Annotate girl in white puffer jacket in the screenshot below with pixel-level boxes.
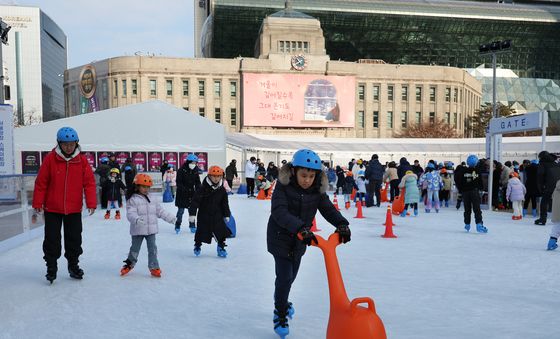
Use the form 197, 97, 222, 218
120, 173, 176, 278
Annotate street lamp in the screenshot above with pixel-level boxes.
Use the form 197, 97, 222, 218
478, 39, 512, 210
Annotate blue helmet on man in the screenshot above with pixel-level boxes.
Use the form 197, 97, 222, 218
56, 127, 79, 142
466, 154, 479, 168
292, 149, 322, 170
186, 153, 198, 162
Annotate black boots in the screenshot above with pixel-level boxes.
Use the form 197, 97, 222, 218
68, 264, 84, 280
45, 265, 57, 284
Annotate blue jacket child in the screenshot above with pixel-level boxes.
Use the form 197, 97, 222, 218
266, 149, 351, 337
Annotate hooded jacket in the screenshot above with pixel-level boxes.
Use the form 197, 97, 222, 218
537, 151, 560, 195
33, 146, 97, 214
267, 164, 349, 259
175, 162, 201, 208
506, 177, 526, 202
399, 173, 420, 204
126, 192, 175, 236
365, 159, 384, 181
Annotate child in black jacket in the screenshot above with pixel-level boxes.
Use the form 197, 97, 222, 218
188, 165, 231, 257
103, 168, 126, 220
458, 155, 487, 233
266, 149, 351, 338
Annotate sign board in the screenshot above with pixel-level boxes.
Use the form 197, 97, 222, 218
488, 111, 547, 135
0, 104, 14, 175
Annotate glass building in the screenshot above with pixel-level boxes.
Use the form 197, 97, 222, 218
197, 0, 560, 80
0, 5, 67, 123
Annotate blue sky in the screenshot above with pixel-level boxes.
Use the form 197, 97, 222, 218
1, 0, 195, 67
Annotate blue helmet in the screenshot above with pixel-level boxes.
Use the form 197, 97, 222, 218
186, 154, 198, 162
292, 149, 322, 170
426, 162, 435, 169
56, 127, 79, 142
531, 159, 539, 165
124, 165, 132, 171
100, 157, 109, 163
168, 164, 174, 169
467, 154, 479, 168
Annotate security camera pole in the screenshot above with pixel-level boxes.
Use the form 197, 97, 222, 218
478, 40, 512, 210
0, 17, 11, 105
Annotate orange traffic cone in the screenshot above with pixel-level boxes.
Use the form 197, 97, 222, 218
266, 180, 276, 200
391, 188, 405, 215
382, 205, 395, 227
333, 193, 340, 211
310, 217, 321, 232
256, 188, 266, 200
350, 188, 356, 201
354, 200, 365, 219
382, 206, 397, 238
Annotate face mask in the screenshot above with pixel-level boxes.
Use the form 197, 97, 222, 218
188, 163, 196, 170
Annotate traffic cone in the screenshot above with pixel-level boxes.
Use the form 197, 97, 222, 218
333, 193, 340, 211
382, 205, 397, 238
310, 217, 321, 232
256, 189, 266, 200
382, 205, 396, 227
354, 199, 365, 219
266, 180, 276, 200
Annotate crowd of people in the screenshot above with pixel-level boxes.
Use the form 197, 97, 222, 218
31, 126, 559, 337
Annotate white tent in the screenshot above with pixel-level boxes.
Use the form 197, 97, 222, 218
13, 100, 226, 174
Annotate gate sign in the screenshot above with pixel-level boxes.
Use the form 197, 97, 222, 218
488, 111, 547, 134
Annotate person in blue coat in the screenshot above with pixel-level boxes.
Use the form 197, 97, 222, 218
266, 149, 351, 337
398, 170, 420, 216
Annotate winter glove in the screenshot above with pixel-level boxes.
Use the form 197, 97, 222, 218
188, 215, 196, 223
136, 217, 146, 226
335, 225, 351, 244
224, 217, 230, 223
299, 227, 318, 246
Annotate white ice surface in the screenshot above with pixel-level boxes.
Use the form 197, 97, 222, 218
1, 194, 559, 339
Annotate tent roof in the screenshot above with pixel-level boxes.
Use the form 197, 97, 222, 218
226, 132, 560, 155
15, 100, 225, 152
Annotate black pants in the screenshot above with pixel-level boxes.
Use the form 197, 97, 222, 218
456, 193, 463, 209
539, 192, 553, 222
389, 179, 399, 202
273, 254, 302, 310
100, 185, 108, 209
404, 203, 418, 210
43, 212, 83, 267
463, 189, 483, 225
226, 179, 233, 189
523, 194, 537, 210
246, 178, 255, 196
440, 190, 450, 202
367, 179, 382, 206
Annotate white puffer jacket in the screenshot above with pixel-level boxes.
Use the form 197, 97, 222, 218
126, 193, 176, 236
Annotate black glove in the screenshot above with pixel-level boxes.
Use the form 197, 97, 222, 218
299, 227, 318, 246
336, 225, 351, 244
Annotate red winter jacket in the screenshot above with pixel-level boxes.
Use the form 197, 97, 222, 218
32, 147, 97, 214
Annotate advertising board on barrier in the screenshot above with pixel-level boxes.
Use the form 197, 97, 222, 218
242, 73, 356, 127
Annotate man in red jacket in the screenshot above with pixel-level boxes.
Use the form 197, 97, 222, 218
33, 127, 97, 284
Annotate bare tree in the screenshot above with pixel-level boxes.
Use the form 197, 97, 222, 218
395, 119, 459, 138
466, 103, 515, 137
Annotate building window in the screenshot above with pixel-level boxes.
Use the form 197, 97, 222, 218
122, 79, 127, 97
387, 111, 393, 128
182, 80, 189, 96
388, 85, 394, 101
401, 111, 407, 128
373, 86, 380, 101
358, 110, 364, 128
291, 41, 296, 51
198, 80, 205, 97
445, 112, 450, 124
358, 84, 365, 101
150, 79, 157, 96
303, 41, 309, 53
429, 86, 436, 102
453, 112, 458, 128
429, 112, 435, 124
459, 89, 462, 103
373, 111, 379, 128
279, 41, 284, 53
230, 108, 237, 126
131, 79, 137, 96
214, 108, 221, 123
199, 107, 205, 117
416, 111, 421, 124
166, 80, 173, 96
230, 81, 237, 97
113, 80, 118, 97
415, 86, 422, 102
401, 86, 408, 101
454, 88, 458, 103
445, 87, 451, 102
214, 80, 221, 97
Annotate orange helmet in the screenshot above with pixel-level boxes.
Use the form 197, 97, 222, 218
258, 175, 264, 180
346, 171, 353, 177
510, 171, 519, 178
133, 173, 153, 187
440, 168, 447, 174
208, 165, 224, 176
